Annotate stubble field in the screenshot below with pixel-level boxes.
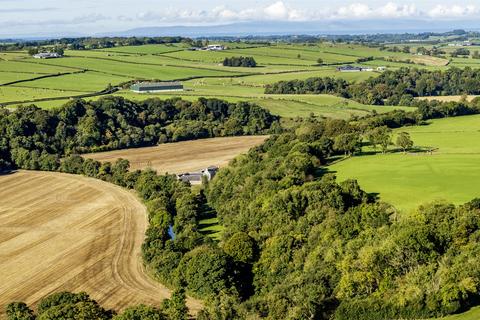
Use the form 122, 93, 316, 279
0, 171, 202, 315
83, 136, 268, 173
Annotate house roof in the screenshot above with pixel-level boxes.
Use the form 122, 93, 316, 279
132, 81, 182, 88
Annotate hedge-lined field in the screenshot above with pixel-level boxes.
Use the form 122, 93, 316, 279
1, 41, 445, 118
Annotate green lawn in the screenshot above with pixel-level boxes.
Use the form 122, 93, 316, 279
330, 115, 480, 212
198, 217, 223, 241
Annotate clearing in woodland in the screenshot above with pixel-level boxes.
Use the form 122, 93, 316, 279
0, 171, 202, 315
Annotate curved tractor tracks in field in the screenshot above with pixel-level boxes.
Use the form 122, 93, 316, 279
0, 170, 202, 315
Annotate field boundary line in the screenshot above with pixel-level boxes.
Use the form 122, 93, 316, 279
0, 86, 119, 107
67, 54, 251, 75
0, 70, 87, 87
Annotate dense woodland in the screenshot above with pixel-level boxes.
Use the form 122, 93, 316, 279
265, 67, 480, 106
0, 97, 278, 171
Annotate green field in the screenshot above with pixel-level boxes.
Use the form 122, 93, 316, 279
331, 115, 480, 212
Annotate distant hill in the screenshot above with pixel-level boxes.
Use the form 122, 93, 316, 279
99, 20, 480, 38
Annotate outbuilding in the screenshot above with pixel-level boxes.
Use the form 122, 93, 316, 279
33, 52, 62, 59
337, 65, 363, 72
177, 166, 219, 185
130, 82, 184, 93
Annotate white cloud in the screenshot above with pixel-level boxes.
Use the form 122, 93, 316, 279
427, 5, 479, 18
3, 1, 480, 36
129, 2, 480, 25
334, 2, 418, 19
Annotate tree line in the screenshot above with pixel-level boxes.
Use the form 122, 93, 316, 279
0, 96, 278, 171
265, 67, 480, 106
0, 36, 189, 52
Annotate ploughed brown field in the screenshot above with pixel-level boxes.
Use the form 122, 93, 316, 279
0, 171, 202, 315
83, 136, 269, 174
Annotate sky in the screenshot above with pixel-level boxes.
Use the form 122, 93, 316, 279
1, 0, 480, 37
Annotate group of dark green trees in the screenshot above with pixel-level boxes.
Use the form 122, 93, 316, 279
222, 56, 257, 68
0, 96, 278, 171
7, 290, 188, 320
265, 67, 480, 107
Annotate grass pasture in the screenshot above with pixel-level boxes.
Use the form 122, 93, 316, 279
99, 43, 188, 54
330, 115, 480, 212
17, 71, 131, 92
0, 86, 83, 104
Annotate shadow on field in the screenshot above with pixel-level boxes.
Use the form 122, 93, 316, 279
0, 169, 16, 176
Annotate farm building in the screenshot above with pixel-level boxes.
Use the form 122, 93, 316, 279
130, 82, 184, 93
204, 44, 226, 51
337, 65, 362, 72
177, 166, 219, 184
33, 52, 62, 59
337, 65, 373, 72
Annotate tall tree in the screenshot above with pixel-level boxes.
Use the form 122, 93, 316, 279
396, 132, 413, 153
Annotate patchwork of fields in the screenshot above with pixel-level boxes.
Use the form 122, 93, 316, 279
0, 41, 458, 118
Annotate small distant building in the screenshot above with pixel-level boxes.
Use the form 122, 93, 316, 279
377, 66, 387, 71
448, 41, 472, 47
337, 65, 362, 72
130, 82, 183, 93
337, 65, 372, 72
33, 52, 62, 59
204, 44, 226, 51
177, 166, 219, 185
